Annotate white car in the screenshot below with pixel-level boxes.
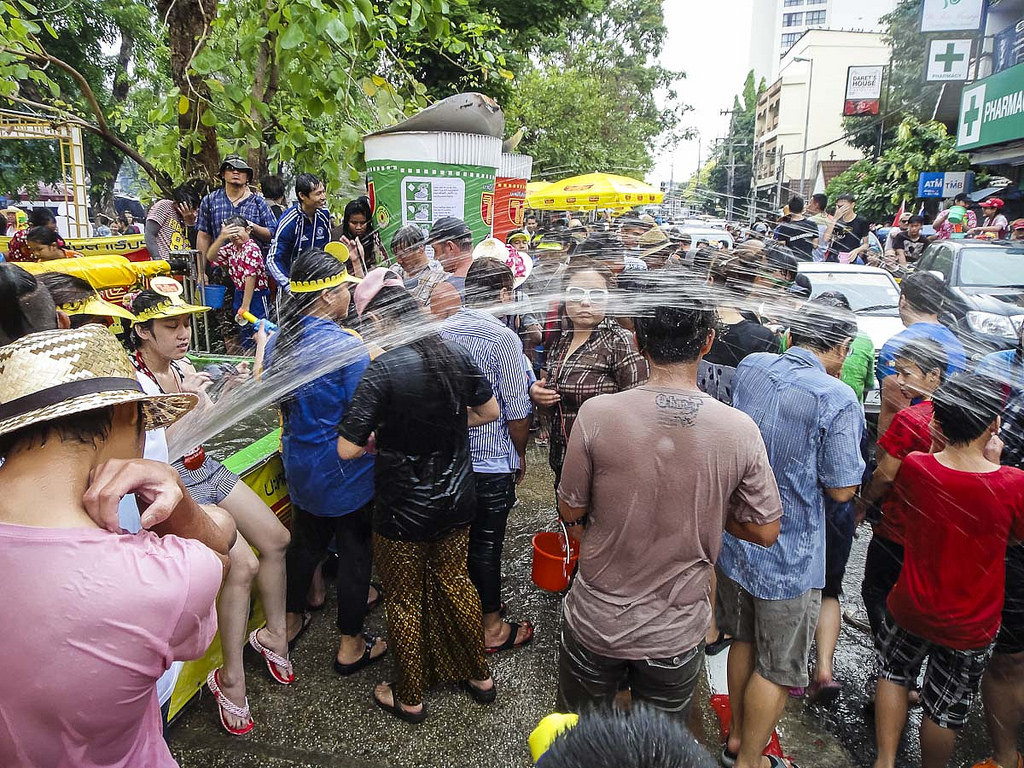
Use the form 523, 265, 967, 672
797, 262, 905, 416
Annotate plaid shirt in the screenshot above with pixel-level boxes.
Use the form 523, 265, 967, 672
217, 239, 269, 291
393, 259, 448, 306
545, 321, 649, 475
196, 188, 278, 254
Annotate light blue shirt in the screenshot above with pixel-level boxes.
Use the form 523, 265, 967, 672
719, 347, 865, 600
976, 348, 1024, 399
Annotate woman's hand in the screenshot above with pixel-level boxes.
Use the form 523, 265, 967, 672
530, 380, 560, 409
179, 371, 213, 396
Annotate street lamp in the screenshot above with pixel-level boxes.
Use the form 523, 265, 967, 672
792, 56, 814, 200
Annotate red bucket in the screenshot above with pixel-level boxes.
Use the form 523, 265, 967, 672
531, 526, 580, 592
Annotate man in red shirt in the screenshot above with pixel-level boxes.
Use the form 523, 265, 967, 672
859, 339, 946, 641
873, 374, 1024, 768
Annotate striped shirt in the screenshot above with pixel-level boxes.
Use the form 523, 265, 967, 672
266, 203, 332, 290
719, 347, 865, 600
196, 188, 278, 254
440, 307, 532, 473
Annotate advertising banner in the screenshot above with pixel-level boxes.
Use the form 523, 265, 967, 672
956, 62, 1024, 151
920, 0, 986, 33
843, 66, 884, 116
916, 171, 975, 198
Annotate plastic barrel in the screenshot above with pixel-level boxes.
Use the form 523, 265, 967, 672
200, 283, 227, 308
531, 529, 580, 592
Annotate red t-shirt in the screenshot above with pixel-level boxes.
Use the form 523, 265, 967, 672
887, 452, 1024, 649
876, 401, 935, 545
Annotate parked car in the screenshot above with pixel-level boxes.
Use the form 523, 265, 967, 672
798, 262, 905, 415
671, 227, 734, 266
913, 239, 1024, 360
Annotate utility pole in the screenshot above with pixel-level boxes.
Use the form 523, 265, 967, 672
720, 109, 737, 222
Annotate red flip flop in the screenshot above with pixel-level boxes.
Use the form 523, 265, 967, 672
206, 668, 254, 736
248, 628, 295, 684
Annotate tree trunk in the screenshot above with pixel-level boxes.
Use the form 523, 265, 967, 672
157, 0, 221, 183
86, 31, 136, 210
247, 2, 278, 180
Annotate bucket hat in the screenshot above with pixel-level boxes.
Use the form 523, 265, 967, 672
219, 154, 254, 181
0, 325, 197, 439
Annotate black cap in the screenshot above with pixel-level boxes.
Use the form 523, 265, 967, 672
428, 216, 472, 244
219, 154, 253, 179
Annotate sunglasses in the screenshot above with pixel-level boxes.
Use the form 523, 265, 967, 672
566, 287, 609, 303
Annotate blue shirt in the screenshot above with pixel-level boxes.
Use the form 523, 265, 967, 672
197, 188, 278, 254
876, 321, 965, 384
266, 203, 332, 290
440, 307, 532, 473
720, 347, 865, 600
976, 348, 1024, 399
264, 316, 374, 517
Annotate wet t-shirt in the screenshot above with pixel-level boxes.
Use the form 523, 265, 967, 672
337, 340, 493, 541
875, 401, 936, 545
774, 218, 818, 260
558, 386, 783, 658
697, 313, 778, 406
891, 232, 927, 263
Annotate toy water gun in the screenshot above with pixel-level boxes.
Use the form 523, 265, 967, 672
235, 310, 278, 333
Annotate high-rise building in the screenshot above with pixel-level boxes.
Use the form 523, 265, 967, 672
748, 0, 897, 82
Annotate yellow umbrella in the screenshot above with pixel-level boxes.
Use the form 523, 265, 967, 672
526, 172, 663, 211
525, 181, 552, 197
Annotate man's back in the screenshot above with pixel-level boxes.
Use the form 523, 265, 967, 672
558, 386, 781, 659
0, 526, 221, 768
774, 218, 817, 260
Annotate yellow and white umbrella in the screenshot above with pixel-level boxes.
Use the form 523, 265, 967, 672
525, 172, 663, 211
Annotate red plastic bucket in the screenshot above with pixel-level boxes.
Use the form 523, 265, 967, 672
531, 527, 580, 592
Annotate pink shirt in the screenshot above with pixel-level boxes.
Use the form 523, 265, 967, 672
0, 524, 221, 767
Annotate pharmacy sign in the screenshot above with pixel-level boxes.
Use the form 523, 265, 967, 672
956, 63, 1024, 151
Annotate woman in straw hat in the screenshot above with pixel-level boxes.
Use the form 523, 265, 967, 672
0, 325, 234, 768
262, 248, 388, 677
127, 277, 291, 736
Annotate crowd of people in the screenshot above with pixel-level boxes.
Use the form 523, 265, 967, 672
2, 159, 1024, 768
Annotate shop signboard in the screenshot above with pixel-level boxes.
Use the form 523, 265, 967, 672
917, 171, 975, 198
919, 0, 986, 33
925, 39, 972, 82
956, 62, 1024, 151
843, 66, 884, 116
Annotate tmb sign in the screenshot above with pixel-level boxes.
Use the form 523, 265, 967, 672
917, 172, 975, 198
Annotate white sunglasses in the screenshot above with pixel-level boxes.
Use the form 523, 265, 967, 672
566, 287, 609, 303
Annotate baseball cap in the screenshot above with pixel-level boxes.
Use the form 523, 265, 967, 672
428, 216, 472, 244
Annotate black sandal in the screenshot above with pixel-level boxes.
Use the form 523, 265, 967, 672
287, 612, 313, 652
334, 634, 387, 676
485, 620, 534, 654
459, 679, 497, 705
705, 631, 733, 657
367, 582, 384, 613
373, 682, 426, 724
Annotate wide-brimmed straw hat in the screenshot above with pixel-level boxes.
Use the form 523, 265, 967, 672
132, 277, 209, 324
638, 226, 673, 260
0, 325, 197, 439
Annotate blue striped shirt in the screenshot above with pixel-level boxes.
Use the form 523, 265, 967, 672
719, 347, 865, 600
266, 203, 332, 290
440, 307, 532, 473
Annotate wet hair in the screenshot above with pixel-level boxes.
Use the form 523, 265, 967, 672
172, 183, 200, 208
465, 258, 513, 306
789, 301, 857, 352
260, 174, 285, 201
573, 234, 621, 272
288, 248, 350, 311
342, 197, 376, 265
908, 215, 924, 225
391, 224, 426, 256
893, 338, 947, 383
900, 271, 945, 315
38, 273, 99, 329
223, 215, 249, 230
0, 406, 117, 457
0, 263, 58, 345
295, 173, 323, 199
563, 257, 614, 290
813, 290, 851, 310
787, 195, 805, 214
953, 193, 970, 205
811, 193, 828, 211
932, 373, 1002, 446
364, 284, 466, 415
634, 280, 718, 364
539, 705, 716, 768
25, 226, 60, 246
28, 207, 55, 228
765, 246, 798, 278
836, 193, 855, 204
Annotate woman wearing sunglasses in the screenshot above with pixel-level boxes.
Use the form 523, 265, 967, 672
533, 259, 649, 486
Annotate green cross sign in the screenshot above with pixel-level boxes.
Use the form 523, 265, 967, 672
935, 42, 966, 72
962, 100, 981, 134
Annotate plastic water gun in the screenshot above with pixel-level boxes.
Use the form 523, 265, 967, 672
529, 713, 579, 763
236, 310, 278, 333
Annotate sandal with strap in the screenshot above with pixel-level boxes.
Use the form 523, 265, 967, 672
206, 668, 254, 736
373, 682, 426, 724
334, 633, 388, 676
485, 619, 534, 655
248, 628, 295, 685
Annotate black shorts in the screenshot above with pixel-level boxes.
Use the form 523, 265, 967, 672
877, 612, 993, 729
824, 497, 857, 599
995, 544, 1024, 656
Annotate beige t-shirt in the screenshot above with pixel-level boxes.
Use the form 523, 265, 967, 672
558, 385, 782, 659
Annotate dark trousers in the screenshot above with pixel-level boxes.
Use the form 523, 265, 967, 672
861, 534, 905, 642
557, 623, 705, 719
467, 472, 516, 615
285, 502, 372, 636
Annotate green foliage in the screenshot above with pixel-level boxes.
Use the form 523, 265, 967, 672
504, 0, 688, 179
705, 70, 764, 219
825, 116, 975, 221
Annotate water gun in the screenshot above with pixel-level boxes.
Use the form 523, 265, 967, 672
236, 310, 277, 332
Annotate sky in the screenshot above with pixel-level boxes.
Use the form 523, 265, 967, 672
650, 0, 755, 186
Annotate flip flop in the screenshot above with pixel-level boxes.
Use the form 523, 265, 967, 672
373, 682, 426, 724
248, 628, 295, 684
459, 679, 497, 705
367, 582, 384, 613
721, 745, 738, 767
766, 756, 800, 768
206, 668, 254, 736
287, 612, 313, 652
807, 679, 841, 706
485, 619, 534, 655
334, 633, 388, 676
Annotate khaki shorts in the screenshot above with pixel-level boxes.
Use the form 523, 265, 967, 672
715, 568, 821, 688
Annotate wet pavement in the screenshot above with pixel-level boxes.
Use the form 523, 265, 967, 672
168, 441, 1010, 767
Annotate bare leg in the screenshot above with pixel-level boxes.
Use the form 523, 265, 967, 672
306, 555, 328, 608
216, 533, 259, 729
220, 482, 291, 676
734, 672, 788, 768
707, 569, 728, 645
813, 596, 841, 683
873, 678, 910, 768
920, 715, 957, 768
981, 651, 1024, 768
726, 640, 756, 756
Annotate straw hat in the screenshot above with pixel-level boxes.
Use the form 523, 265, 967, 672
132, 277, 209, 324
0, 325, 197, 439
638, 226, 673, 260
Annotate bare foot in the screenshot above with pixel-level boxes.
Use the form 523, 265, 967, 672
373, 682, 423, 715
484, 620, 532, 649
215, 668, 250, 731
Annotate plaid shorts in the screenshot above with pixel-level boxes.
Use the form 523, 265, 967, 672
877, 612, 993, 729
172, 456, 239, 506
